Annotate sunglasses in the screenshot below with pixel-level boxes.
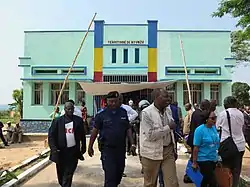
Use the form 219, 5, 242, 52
209, 116, 217, 121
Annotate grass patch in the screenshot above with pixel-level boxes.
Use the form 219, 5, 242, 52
0, 152, 49, 186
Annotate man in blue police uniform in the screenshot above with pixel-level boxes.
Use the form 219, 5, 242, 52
88, 91, 136, 187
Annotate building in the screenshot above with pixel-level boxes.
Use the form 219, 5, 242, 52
19, 20, 235, 132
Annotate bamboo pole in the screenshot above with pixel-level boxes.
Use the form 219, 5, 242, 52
52, 12, 97, 119
179, 35, 192, 106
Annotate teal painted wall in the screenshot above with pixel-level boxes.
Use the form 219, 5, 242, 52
103, 25, 148, 44
22, 81, 93, 120
19, 23, 236, 119
20, 31, 95, 119
157, 31, 232, 80
103, 25, 148, 75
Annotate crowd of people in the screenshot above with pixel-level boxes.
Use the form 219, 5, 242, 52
47, 88, 249, 187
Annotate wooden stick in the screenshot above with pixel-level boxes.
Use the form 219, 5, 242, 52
179, 35, 192, 106
52, 12, 97, 119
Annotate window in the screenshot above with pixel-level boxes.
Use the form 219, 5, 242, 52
112, 49, 116, 63
166, 83, 177, 103
103, 75, 147, 83
50, 83, 69, 105
183, 83, 202, 105
210, 84, 220, 105
165, 67, 190, 74
33, 83, 43, 105
75, 83, 85, 105
194, 68, 220, 74
123, 49, 128, 63
34, 69, 57, 74
135, 48, 140, 63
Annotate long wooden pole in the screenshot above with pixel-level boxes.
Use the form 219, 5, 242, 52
179, 35, 192, 106
52, 13, 97, 119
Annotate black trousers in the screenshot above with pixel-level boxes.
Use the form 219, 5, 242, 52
197, 161, 217, 187
126, 131, 137, 153
101, 147, 126, 187
0, 129, 7, 145
56, 147, 78, 187
222, 151, 244, 187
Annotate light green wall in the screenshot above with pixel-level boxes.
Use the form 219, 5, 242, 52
23, 81, 93, 119
20, 27, 235, 120
20, 31, 95, 119
20, 31, 94, 80
103, 25, 148, 44
157, 31, 233, 80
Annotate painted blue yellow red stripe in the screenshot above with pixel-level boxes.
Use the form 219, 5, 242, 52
147, 20, 158, 82
94, 20, 104, 82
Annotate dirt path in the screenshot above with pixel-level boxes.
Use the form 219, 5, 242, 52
22, 143, 194, 187
242, 148, 250, 176
0, 141, 45, 170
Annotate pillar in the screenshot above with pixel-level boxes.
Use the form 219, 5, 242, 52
147, 20, 158, 82
93, 20, 104, 82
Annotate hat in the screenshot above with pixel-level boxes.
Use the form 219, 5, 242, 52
128, 100, 134, 105
138, 100, 150, 109
106, 91, 119, 99
7, 121, 11, 124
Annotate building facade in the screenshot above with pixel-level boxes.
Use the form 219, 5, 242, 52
19, 20, 235, 132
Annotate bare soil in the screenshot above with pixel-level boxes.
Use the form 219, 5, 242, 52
242, 148, 250, 176
0, 141, 45, 170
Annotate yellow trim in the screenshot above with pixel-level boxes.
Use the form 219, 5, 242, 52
148, 48, 157, 72
94, 48, 103, 72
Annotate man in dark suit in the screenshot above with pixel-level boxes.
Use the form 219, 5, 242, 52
48, 101, 86, 187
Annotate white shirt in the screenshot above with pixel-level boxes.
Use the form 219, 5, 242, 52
216, 108, 246, 152
121, 104, 138, 122
65, 121, 76, 148
61, 107, 82, 118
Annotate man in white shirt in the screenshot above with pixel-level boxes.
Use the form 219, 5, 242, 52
216, 96, 245, 187
61, 99, 82, 118
140, 88, 179, 187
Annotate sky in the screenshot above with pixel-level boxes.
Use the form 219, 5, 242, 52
0, 0, 249, 104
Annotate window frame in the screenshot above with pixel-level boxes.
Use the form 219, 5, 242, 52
75, 83, 85, 105
112, 49, 116, 63
166, 83, 177, 103
135, 48, 140, 63
32, 82, 43, 105
50, 83, 69, 105
183, 83, 202, 105
123, 49, 128, 64
210, 83, 221, 105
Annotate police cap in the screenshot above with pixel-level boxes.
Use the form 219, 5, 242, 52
106, 91, 119, 99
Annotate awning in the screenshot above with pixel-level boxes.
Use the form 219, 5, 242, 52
79, 80, 176, 95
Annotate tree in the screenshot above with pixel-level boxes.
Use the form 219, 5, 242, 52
8, 89, 23, 118
231, 31, 250, 61
212, 0, 250, 62
232, 82, 250, 106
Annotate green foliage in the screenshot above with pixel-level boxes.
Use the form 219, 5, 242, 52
8, 89, 23, 118
212, 0, 250, 62
231, 31, 250, 61
0, 170, 18, 186
232, 82, 250, 106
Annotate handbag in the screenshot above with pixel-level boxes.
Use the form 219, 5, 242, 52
218, 110, 239, 159
215, 163, 232, 187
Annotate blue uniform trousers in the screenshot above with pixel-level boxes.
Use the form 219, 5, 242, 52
101, 146, 126, 187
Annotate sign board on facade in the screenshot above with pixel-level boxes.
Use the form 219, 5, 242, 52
107, 40, 145, 44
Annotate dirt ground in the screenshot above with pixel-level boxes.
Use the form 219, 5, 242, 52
242, 148, 250, 176
0, 141, 45, 170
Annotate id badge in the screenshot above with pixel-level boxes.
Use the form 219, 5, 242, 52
210, 144, 215, 147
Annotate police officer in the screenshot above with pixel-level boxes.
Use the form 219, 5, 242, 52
88, 91, 136, 187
